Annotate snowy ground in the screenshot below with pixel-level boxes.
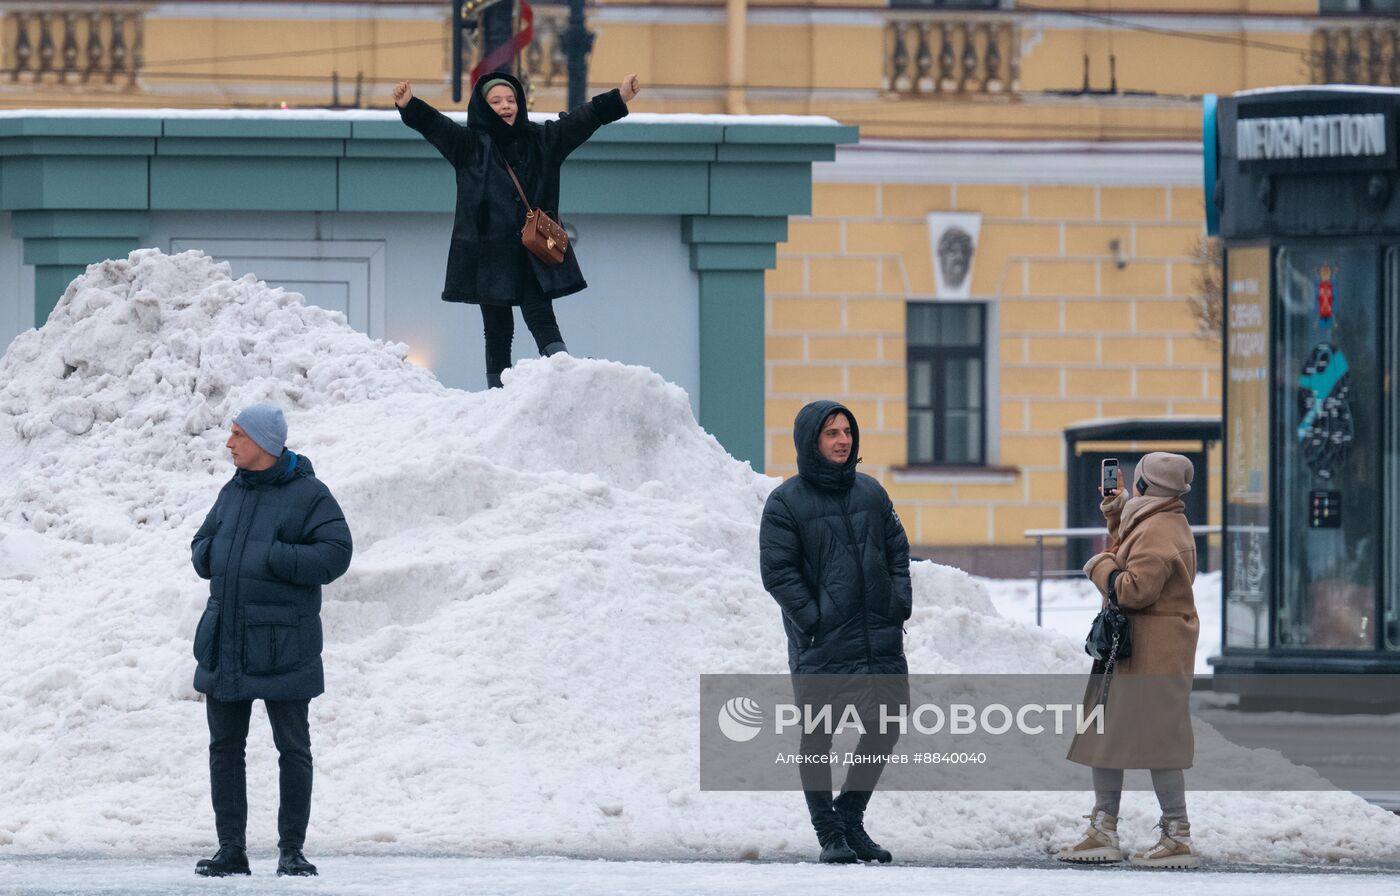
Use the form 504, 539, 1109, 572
2, 251, 1398, 881
983, 572, 1223, 675
2, 856, 1399, 896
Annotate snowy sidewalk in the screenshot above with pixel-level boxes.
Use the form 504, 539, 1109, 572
3, 857, 1399, 896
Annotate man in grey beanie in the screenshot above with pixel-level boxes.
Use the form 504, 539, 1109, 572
190, 405, 352, 878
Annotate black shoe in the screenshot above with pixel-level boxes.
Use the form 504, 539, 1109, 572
841, 820, 893, 863
276, 848, 318, 877
818, 833, 860, 864
195, 845, 250, 877
542, 341, 568, 357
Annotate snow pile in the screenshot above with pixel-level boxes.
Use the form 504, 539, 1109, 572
1, 250, 1397, 865
0, 250, 441, 542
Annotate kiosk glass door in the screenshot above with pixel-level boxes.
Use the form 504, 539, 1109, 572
1274, 245, 1382, 651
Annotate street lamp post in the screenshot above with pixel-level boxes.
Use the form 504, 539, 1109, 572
559, 0, 594, 110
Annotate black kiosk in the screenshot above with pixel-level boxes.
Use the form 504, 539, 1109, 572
1210, 87, 1400, 703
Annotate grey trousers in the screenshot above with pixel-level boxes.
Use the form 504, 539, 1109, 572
1091, 767, 1187, 822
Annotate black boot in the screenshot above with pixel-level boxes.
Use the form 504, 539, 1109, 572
818, 831, 860, 864
486, 372, 504, 389
277, 848, 318, 877
542, 341, 568, 357
835, 792, 893, 863
195, 845, 250, 877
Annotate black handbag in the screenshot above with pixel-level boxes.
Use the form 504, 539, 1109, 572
1085, 572, 1132, 663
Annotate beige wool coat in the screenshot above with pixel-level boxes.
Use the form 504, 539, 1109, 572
1066, 491, 1199, 770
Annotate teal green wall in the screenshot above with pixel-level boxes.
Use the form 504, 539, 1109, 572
0, 113, 856, 470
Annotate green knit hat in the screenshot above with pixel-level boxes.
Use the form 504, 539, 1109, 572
479, 77, 514, 98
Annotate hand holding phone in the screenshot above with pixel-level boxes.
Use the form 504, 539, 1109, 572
1101, 458, 1119, 497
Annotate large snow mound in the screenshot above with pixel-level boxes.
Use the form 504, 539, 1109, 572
1, 250, 1397, 864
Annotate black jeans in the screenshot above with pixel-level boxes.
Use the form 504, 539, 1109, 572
481, 300, 564, 382
206, 696, 313, 850
796, 696, 901, 841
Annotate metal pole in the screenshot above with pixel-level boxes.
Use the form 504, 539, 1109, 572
560, 0, 594, 109
1035, 536, 1044, 627
482, 0, 514, 76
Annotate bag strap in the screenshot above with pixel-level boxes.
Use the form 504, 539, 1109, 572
495, 148, 534, 212
1106, 568, 1122, 606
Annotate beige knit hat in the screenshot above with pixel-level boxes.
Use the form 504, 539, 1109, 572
1135, 451, 1194, 497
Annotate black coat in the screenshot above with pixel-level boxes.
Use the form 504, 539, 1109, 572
191, 451, 353, 702
759, 401, 913, 676
398, 73, 629, 306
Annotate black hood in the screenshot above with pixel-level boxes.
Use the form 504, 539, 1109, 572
467, 71, 530, 144
793, 400, 859, 492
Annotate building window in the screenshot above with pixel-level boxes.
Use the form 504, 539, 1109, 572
906, 302, 986, 466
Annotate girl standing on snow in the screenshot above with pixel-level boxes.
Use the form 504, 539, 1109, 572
394, 71, 640, 388
1056, 452, 1201, 869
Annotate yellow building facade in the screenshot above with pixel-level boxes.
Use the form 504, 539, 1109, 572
0, 0, 1389, 569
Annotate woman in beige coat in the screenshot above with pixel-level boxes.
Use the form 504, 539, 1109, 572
1056, 452, 1201, 869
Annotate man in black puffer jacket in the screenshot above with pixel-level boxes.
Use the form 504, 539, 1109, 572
190, 404, 352, 879
760, 400, 912, 865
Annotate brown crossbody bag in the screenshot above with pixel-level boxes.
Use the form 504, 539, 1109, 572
498, 152, 568, 266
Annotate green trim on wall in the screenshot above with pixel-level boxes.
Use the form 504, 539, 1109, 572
697, 269, 766, 469
150, 157, 338, 210
1, 157, 148, 210
709, 162, 812, 216
689, 242, 776, 271
161, 118, 352, 139
0, 111, 858, 468
0, 117, 161, 138
338, 159, 456, 213
561, 161, 710, 214
33, 264, 86, 323
23, 237, 140, 266
0, 137, 156, 157
10, 210, 148, 238
156, 137, 347, 158
682, 215, 788, 244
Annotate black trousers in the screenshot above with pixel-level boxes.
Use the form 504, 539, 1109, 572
481, 300, 564, 381
796, 699, 901, 841
206, 696, 313, 850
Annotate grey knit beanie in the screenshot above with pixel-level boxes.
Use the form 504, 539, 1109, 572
233, 404, 287, 457
1135, 451, 1194, 497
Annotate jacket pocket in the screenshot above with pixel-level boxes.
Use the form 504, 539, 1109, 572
193, 601, 220, 669
243, 604, 300, 676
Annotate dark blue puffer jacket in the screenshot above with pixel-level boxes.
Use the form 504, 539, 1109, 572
759, 401, 912, 675
191, 450, 352, 701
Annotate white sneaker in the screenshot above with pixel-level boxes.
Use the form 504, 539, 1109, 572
1129, 817, 1201, 869
1055, 809, 1124, 864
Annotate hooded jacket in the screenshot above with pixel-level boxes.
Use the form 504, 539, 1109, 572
397, 72, 629, 306
191, 450, 353, 702
759, 401, 913, 675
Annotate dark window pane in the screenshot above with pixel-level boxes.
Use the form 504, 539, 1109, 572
936, 304, 983, 347
908, 410, 935, 464
907, 303, 938, 347
945, 358, 983, 410
909, 359, 934, 408
945, 411, 981, 464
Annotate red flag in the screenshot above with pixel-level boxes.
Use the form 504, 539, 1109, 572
471, 1, 535, 89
